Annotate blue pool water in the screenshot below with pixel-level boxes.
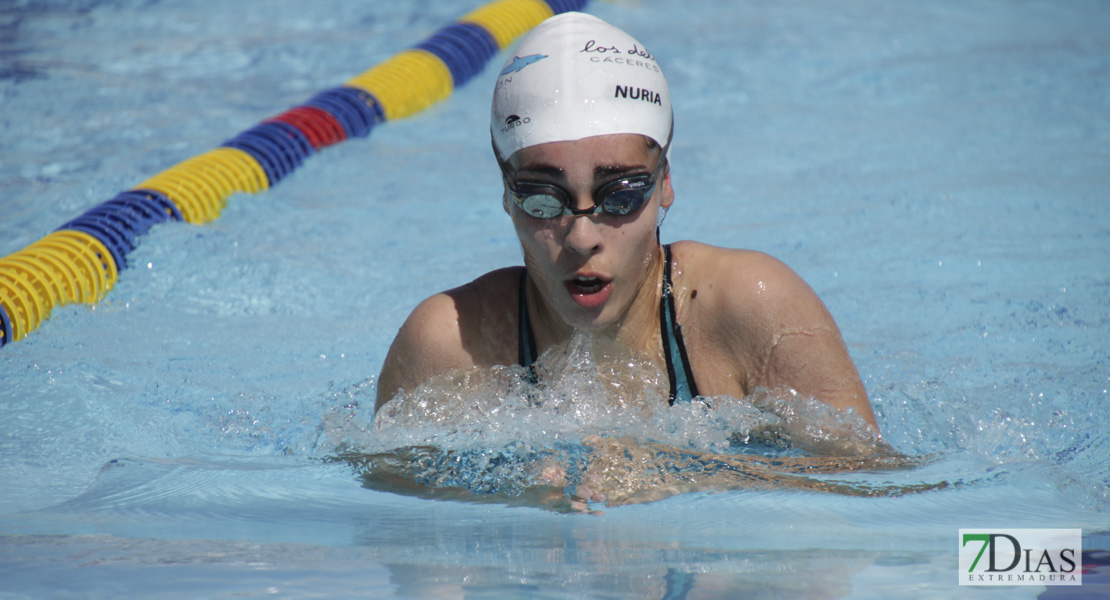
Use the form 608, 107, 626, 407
2, 0, 1109, 597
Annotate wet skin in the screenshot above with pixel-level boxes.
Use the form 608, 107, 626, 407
375, 133, 878, 435
505, 134, 673, 355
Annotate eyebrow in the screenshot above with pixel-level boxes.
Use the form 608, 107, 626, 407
513, 163, 564, 179
513, 162, 649, 181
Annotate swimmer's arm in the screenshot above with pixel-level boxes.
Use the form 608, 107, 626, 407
375, 293, 474, 412
564, 437, 917, 509
725, 252, 879, 431
376, 268, 520, 412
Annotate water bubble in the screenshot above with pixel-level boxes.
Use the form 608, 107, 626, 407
339, 333, 889, 503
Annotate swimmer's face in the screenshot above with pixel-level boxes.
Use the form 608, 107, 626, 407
504, 134, 674, 330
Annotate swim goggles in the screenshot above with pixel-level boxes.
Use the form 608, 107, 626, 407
502, 148, 668, 219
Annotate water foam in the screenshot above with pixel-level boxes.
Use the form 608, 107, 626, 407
320, 332, 906, 507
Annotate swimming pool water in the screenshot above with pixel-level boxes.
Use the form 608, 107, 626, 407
2, 0, 1109, 598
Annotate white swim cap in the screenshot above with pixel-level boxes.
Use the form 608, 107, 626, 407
490, 12, 672, 161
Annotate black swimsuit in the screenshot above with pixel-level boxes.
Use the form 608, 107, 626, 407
517, 244, 700, 404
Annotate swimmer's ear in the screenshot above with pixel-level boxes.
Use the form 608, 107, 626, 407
659, 160, 674, 210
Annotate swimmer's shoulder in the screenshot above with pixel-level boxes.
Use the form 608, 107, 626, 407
393, 266, 522, 363
376, 268, 522, 410
669, 241, 810, 304
669, 241, 872, 425
445, 267, 524, 343
668, 240, 833, 344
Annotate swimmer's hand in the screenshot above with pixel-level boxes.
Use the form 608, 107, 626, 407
543, 436, 928, 512
574, 436, 705, 510
528, 436, 697, 513
340, 437, 932, 515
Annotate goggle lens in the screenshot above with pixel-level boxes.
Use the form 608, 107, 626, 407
507, 172, 658, 219
517, 189, 567, 218
599, 181, 651, 216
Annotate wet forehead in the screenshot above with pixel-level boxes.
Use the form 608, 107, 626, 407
506, 134, 658, 181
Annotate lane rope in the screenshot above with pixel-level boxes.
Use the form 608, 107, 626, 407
0, 0, 589, 347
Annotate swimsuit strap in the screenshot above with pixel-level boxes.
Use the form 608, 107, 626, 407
660, 244, 700, 404
518, 268, 539, 384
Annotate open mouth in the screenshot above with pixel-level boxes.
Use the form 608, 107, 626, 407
570, 276, 606, 294
565, 275, 612, 309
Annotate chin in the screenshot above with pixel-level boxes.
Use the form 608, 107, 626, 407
559, 303, 617, 332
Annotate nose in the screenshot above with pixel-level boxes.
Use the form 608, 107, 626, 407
562, 211, 603, 256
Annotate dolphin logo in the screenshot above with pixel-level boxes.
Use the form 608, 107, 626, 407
500, 54, 548, 76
